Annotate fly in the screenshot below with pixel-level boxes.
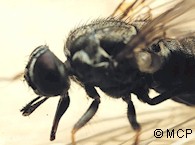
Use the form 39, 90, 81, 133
2, 0, 195, 144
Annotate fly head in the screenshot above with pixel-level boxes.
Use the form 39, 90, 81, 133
24, 45, 70, 97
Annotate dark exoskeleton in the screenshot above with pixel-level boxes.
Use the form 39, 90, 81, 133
21, 16, 195, 144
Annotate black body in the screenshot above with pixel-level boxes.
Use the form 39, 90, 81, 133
66, 19, 195, 106
21, 18, 195, 143
148, 38, 195, 105
66, 20, 145, 98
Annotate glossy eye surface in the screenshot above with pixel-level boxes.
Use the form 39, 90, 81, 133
25, 45, 70, 96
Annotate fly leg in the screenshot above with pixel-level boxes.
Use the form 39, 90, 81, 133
137, 86, 185, 105
122, 95, 141, 145
50, 93, 70, 141
71, 86, 100, 145
20, 96, 48, 116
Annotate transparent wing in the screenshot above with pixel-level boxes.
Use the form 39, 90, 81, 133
112, 0, 195, 60
111, 0, 186, 23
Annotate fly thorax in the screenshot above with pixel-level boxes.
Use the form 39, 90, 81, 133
72, 34, 111, 68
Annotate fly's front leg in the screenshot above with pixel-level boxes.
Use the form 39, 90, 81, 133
20, 96, 48, 116
71, 85, 100, 145
122, 95, 141, 145
50, 93, 70, 141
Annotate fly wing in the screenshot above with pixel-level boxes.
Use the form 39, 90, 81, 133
113, 0, 195, 62
111, 0, 183, 24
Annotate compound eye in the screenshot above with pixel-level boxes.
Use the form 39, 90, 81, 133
25, 45, 70, 96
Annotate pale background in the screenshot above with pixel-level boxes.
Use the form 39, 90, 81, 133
0, 0, 195, 145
